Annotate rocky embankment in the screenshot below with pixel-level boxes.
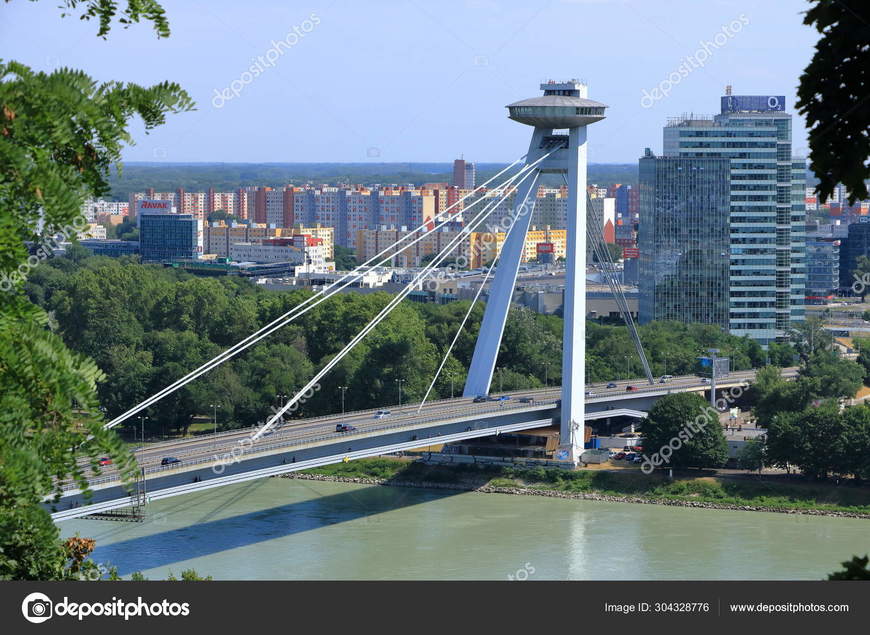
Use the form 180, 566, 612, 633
277, 472, 870, 520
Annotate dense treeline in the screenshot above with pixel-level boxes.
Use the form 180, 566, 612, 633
26, 247, 781, 438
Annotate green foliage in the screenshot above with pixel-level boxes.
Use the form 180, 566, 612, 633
751, 353, 863, 427
766, 402, 870, 480
31, 0, 172, 38
736, 438, 765, 472
641, 393, 729, 470
166, 569, 212, 581
333, 245, 357, 271
797, 0, 870, 203
788, 316, 833, 356
0, 1, 191, 580
828, 555, 870, 580
0, 60, 193, 289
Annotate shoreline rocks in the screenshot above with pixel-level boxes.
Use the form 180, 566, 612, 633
276, 472, 870, 520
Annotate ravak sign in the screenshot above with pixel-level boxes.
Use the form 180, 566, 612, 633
721, 95, 785, 113
137, 200, 171, 209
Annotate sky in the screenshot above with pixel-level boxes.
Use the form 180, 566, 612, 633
1, 0, 819, 164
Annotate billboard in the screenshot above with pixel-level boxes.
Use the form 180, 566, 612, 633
536, 242, 555, 254
623, 247, 639, 259
136, 199, 173, 216
721, 95, 785, 113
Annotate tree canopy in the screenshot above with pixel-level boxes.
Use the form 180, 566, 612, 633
797, 0, 870, 203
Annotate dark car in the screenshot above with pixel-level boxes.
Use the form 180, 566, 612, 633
161, 457, 181, 466
614, 452, 626, 460
519, 397, 534, 403
336, 423, 357, 432
607, 382, 617, 388
626, 385, 638, 392
473, 395, 488, 403
98, 457, 112, 466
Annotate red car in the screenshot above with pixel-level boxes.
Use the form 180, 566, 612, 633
614, 452, 626, 460
625, 385, 638, 392
98, 457, 112, 466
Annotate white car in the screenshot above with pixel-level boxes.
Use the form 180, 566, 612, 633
374, 409, 392, 419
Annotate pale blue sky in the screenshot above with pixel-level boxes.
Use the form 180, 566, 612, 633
1, 0, 818, 163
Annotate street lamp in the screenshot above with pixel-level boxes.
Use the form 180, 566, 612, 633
445, 373, 455, 399
497, 367, 504, 393
394, 378, 405, 406
543, 361, 550, 387
339, 386, 348, 416
137, 415, 148, 446
624, 355, 630, 379
209, 403, 221, 447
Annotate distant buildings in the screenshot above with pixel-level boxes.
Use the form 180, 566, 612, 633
641, 92, 807, 345
452, 158, 475, 189
204, 222, 334, 260
839, 218, 870, 290
805, 233, 840, 302
138, 210, 203, 263
355, 225, 566, 269
638, 152, 731, 328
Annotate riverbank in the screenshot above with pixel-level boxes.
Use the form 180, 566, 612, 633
280, 458, 870, 519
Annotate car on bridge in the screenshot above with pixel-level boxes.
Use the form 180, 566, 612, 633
373, 410, 391, 419
473, 395, 488, 403
160, 457, 181, 466
496, 395, 512, 401
336, 423, 358, 432
519, 397, 534, 403
625, 385, 638, 392
659, 375, 673, 383
606, 382, 617, 388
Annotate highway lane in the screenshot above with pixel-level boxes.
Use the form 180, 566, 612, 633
71, 367, 797, 487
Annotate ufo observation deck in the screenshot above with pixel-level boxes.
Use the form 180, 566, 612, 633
507, 81, 606, 128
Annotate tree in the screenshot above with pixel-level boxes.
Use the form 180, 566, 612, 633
0, 0, 191, 579
32, 0, 172, 38
828, 555, 870, 580
736, 438, 765, 472
333, 245, 357, 271
641, 393, 728, 470
788, 316, 833, 357
797, 0, 870, 204
798, 349, 863, 400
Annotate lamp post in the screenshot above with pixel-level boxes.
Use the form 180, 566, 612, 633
339, 386, 348, 416
543, 361, 550, 387
445, 373, 455, 399
137, 415, 148, 445
209, 403, 221, 448
394, 378, 405, 406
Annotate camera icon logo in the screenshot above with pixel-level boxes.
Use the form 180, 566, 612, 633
22, 592, 53, 623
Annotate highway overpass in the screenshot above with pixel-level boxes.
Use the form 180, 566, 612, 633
50, 367, 797, 522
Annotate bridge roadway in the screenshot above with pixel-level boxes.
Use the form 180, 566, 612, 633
50, 367, 796, 521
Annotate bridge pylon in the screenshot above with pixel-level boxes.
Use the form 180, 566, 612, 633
462, 80, 607, 464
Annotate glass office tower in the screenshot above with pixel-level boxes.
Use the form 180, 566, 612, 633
661, 94, 806, 345
638, 152, 731, 327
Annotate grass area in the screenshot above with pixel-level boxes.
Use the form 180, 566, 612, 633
301, 458, 870, 515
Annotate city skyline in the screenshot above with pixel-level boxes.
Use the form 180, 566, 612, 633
1, 0, 817, 163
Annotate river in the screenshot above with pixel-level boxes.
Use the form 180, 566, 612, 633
59, 478, 870, 580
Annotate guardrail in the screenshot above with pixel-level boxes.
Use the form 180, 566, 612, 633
61, 398, 561, 492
